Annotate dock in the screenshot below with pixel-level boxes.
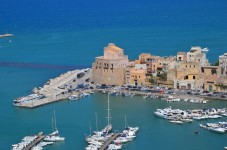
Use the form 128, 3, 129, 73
16, 68, 91, 108
24, 135, 44, 150
100, 133, 120, 150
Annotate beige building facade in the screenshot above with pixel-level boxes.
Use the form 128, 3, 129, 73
129, 67, 147, 86
91, 43, 128, 85
219, 53, 227, 77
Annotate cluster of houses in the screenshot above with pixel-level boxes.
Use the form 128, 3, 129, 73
91, 43, 227, 92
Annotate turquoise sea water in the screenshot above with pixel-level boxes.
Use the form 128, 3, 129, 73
1, 0, 227, 149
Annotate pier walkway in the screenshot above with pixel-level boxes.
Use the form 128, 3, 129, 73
17, 68, 91, 108
24, 135, 44, 150
100, 133, 120, 150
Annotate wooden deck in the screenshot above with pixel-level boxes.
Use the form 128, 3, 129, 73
24, 135, 44, 150
100, 133, 120, 150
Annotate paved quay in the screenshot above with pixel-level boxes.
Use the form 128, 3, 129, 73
100, 133, 120, 150
18, 68, 91, 108
24, 135, 44, 150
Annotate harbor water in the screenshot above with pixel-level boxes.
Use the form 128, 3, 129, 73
1, 0, 227, 149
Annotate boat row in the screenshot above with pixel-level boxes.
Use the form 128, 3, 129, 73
114, 126, 139, 145
108, 90, 209, 104
200, 121, 227, 134
85, 124, 139, 150
161, 95, 208, 104
154, 107, 227, 124
31, 142, 54, 150
69, 92, 93, 100
13, 94, 45, 106
12, 111, 65, 150
85, 94, 139, 150
12, 132, 42, 150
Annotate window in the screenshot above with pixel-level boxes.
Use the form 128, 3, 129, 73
185, 76, 188, 80
201, 68, 204, 73
193, 76, 195, 79
186, 65, 187, 68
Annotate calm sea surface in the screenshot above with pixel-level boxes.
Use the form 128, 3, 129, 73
0, 0, 227, 149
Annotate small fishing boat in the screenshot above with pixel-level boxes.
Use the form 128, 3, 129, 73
170, 120, 183, 124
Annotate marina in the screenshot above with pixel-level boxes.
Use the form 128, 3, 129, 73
12, 132, 44, 150
1, 0, 227, 149
85, 94, 139, 150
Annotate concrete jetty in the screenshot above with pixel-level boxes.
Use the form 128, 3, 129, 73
17, 68, 91, 108
24, 134, 44, 150
100, 133, 120, 150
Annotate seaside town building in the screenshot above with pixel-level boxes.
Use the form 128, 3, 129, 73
125, 61, 135, 85
202, 66, 219, 92
128, 64, 147, 86
167, 46, 218, 91
219, 53, 227, 77
168, 62, 204, 90
177, 52, 187, 62
186, 46, 209, 66
91, 43, 128, 85
91, 44, 226, 92
214, 53, 227, 92
139, 53, 152, 64
146, 56, 159, 75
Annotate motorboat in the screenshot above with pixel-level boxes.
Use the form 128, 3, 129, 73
114, 136, 129, 144
170, 120, 183, 124
68, 95, 79, 100
108, 144, 122, 150
13, 94, 45, 106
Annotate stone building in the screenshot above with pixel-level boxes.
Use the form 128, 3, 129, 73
219, 53, 227, 77
168, 62, 204, 90
139, 53, 151, 64
156, 56, 176, 73
129, 64, 147, 86
187, 46, 209, 66
146, 56, 158, 75
177, 52, 187, 62
91, 43, 128, 85
125, 61, 135, 85
202, 66, 219, 92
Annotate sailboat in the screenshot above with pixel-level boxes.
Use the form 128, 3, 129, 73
44, 110, 65, 142
123, 115, 139, 135
85, 93, 113, 143
102, 93, 112, 133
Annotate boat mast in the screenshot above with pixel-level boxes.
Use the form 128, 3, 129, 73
107, 93, 111, 126
95, 112, 98, 131
52, 117, 54, 132
125, 115, 127, 128
54, 110, 58, 130
89, 120, 92, 136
